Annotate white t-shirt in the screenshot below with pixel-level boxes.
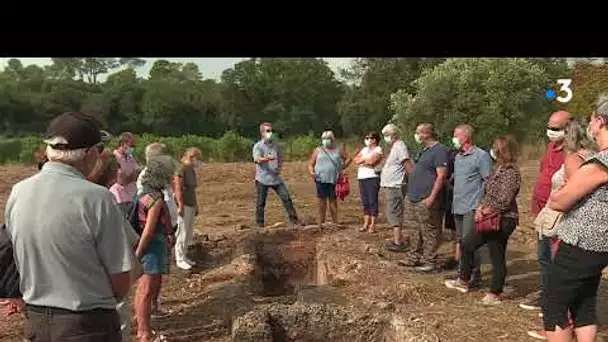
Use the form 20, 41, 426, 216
357, 146, 383, 179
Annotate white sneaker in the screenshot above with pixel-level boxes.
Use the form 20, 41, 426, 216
176, 260, 192, 270
185, 258, 196, 266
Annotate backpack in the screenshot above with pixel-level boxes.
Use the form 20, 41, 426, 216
127, 195, 144, 235
127, 192, 164, 236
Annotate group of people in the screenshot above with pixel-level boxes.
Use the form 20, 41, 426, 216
0, 112, 203, 342
1, 90, 608, 342
255, 93, 608, 342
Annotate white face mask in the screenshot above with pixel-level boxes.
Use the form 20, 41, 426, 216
264, 132, 273, 141
414, 133, 422, 144
490, 149, 497, 160
384, 136, 392, 144
364, 139, 372, 147
322, 139, 332, 148
546, 129, 565, 141
452, 137, 462, 149
125, 147, 134, 156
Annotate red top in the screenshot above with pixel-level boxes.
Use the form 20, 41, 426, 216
531, 141, 565, 216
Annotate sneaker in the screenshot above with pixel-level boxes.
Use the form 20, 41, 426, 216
415, 263, 438, 273
519, 297, 541, 311
398, 259, 420, 267
526, 330, 548, 340
383, 242, 407, 253
184, 257, 196, 266
444, 279, 469, 293
176, 260, 192, 270
481, 293, 502, 306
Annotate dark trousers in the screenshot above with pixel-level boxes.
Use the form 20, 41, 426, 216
358, 178, 380, 217
538, 235, 553, 297
255, 181, 298, 226
460, 217, 516, 295
26, 305, 121, 342
543, 242, 608, 331
455, 212, 481, 280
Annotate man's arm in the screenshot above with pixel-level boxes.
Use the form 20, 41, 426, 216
425, 167, 447, 207
95, 193, 134, 301
479, 151, 493, 181
173, 171, 185, 216
424, 148, 449, 207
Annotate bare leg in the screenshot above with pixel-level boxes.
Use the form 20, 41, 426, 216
360, 215, 370, 232
393, 226, 402, 245
318, 198, 327, 226
455, 242, 461, 261
328, 199, 338, 224
368, 216, 376, 233
573, 325, 597, 342
135, 275, 159, 341
546, 325, 574, 342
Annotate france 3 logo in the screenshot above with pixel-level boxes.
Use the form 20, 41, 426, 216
545, 79, 573, 104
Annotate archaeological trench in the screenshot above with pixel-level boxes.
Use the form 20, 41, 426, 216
171, 224, 468, 342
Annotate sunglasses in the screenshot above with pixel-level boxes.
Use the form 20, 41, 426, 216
547, 126, 562, 131
264, 129, 273, 133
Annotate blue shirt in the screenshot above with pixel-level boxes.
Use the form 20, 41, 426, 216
452, 146, 493, 215
252, 140, 282, 186
407, 142, 449, 201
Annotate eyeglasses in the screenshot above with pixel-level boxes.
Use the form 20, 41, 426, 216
547, 126, 562, 131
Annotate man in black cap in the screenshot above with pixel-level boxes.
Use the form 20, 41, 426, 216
4, 112, 135, 342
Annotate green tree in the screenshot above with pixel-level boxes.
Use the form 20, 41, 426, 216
390, 58, 559, 149
337, 58, 445, 136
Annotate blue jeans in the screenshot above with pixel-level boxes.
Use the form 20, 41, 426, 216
538, 235, 552, 296
255, 181, 298, 227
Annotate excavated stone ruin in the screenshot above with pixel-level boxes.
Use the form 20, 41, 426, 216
230, 228, 427, 342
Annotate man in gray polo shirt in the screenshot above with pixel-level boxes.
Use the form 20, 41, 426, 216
5, 112, 134, 342
451, 124, 493, 286
400, 123, 448, 272
381, 123, 414, 253
253, 122, 300, 228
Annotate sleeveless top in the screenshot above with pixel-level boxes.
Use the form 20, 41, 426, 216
315, 147, 342, 184
558, 149, 608, 252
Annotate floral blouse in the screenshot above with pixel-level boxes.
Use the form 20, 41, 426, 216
480, 163, 521, 220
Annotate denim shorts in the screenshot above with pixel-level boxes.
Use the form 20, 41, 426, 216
315, 182, 336, 199
140, 234, 169, 275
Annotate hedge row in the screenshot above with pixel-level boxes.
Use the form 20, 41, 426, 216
0, 131, 361, 165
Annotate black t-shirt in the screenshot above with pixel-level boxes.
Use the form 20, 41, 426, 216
0, 224, 21, 298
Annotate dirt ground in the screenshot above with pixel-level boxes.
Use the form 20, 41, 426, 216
1, 161, 607, 341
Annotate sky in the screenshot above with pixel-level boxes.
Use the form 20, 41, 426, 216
0, 57, 355, 81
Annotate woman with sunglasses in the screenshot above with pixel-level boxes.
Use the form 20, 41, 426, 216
353, 131, 384, 233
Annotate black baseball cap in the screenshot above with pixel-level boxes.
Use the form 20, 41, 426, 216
44, 112, 103, 150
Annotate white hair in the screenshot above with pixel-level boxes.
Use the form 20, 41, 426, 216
382, 123, 399, 136
321, 130, 335, 140
144, 142, 166, 162
45, 145, 87, 163
597, 92, 608, 118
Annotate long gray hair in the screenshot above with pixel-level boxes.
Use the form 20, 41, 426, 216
140, 155, 178, 193
564, 117, 596, 153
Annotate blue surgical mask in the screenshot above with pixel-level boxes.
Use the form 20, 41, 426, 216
322, 139, 332, 148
